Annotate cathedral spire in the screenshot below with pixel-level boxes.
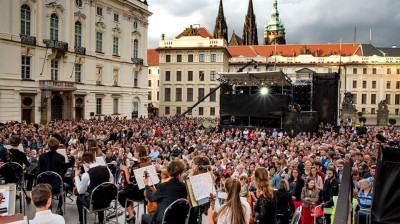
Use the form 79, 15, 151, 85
213, 0, 228, 43
264, 0, 286, 45
242, 0, 258, 45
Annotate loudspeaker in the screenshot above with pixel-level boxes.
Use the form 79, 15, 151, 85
312, 74, 339, 124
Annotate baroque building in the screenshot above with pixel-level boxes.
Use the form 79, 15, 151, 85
213, 0, 228, 43
0, 0, 151, 123
263, 0, 286, 45
242, 0, 258, 45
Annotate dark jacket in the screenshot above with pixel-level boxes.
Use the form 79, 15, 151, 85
145, 178, 188, 224
276, 189, 295, 215
37, 150, 66, 177
289, 178, 305, 201
322, 177, 340, 208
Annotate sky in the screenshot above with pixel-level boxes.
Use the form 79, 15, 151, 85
147, 0, 400, 49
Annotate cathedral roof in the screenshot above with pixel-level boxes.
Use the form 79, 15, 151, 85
147, 49, 159, 66
229, 31, 243, 46
176, 26, 213, 39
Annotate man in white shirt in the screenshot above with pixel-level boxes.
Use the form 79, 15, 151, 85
30, 184, 65, 224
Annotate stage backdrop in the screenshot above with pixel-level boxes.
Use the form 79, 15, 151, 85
312, 74, 339, 124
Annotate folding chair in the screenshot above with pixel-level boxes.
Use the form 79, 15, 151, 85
36, 171, 66, 214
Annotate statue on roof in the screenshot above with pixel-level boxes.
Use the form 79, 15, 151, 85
182, 25, 199, 36
378, 100, 388, 110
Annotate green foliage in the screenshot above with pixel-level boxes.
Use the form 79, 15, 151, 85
389, 118, 397, 125
357, 112, 364, 117
359, 117, 367, 124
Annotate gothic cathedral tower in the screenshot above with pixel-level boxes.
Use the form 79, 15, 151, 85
213, 0, 228, 43
264, 0, 286, 45
242, 0, 258, 45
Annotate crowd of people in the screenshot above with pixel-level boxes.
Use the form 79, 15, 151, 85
0, 116, 391, 224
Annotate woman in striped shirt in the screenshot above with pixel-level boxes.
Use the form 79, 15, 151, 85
357, 179, 373, 224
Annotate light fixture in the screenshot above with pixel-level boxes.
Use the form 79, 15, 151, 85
260, 87, 268, 95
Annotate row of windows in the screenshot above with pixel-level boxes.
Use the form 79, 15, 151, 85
165, 70, 217, 82
351, 80, 400, 89
353, 93, 400, 105
164, 106, 216, 116
360, 108, 400, 115
165, 53, 217, 63
148, 91, 160, 101
164, 88, 217, 102
95, 98, 120, 115
148, 80, 159, 87
350, 67, 400, 75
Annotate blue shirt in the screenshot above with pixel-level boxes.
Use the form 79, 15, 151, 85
357, 189, 373, 210
149, 150, 160, 161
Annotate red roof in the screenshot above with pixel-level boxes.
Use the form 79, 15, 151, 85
229, 43, 362, 57
147, 49, 159, 66
176, 27, 213, 39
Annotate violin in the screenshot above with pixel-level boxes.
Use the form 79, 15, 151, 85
209, 193, 218, 223
143, 170, 157, 215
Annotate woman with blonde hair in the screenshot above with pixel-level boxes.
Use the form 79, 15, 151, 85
253, 168, 277, 224
208, 178, 251, 224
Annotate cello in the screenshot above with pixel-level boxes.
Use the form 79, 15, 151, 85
143, 170, 157, 215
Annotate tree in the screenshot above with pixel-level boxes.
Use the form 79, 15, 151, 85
359, 117, 367, 124
389, 118, 396, 126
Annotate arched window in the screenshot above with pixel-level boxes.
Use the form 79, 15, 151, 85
75, 0, 83, 7
20, 4, 31, 35
50, 14, 59, 41
133, 39, 139, 58
75, 21, 82, 47
133, 20, 138, 30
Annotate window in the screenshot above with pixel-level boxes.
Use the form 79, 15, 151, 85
387, 68, 391, 74
50, 14, 59, 41
386, 94, 391, 104
113, 98, 119, 114
387, 81, 391, 89
211, 53, 216, 62
188, 70, 193, 81
133, 39, 139, 58
397, 81, 400, 89
96, 67, 102, 84
96, 32, 103, 52
175, 88, 182, 101
396, 109, 399, 115
198, 88, 205, 99
165, 71, 170, 81
361, 94, 367, 104
148, 91, 152, 100
148, 80, 151, 87
199, 107, 204, 115
199, 53, 205, 62
165, 88, 171, 101
134, 72, 138, 87
75, 0, 83, 7
157, 80, 159, 87
96, 6, 103, 16
20, 5, 31, 36
362, 81, 367, 89
51, 60, 58, 80
371, 94, 376, 104
176, 71, 182, 81
188, 54, 193, 62
157, 91, 159, 100
199, 71, 204, 81
372, 81, 376, 89
74, 21, 82, 47
363, 68, 367, 74
187, 88, 193, 101
328, 68, 332, 73
149, 69, 152, 74
372, 68, 377, 74
210, 107, 215, 116
133, 20, 139, 30
371, 108, 375, 114
396, 94, 400, 105
114, 13, 119, 22
210, 70, 216, 81
177, 54, 182, 62
397, 68, 400, 75
362, 108, 366, 113
166, 55, 171, 62
113, 37, 119, 56
96, 98, 102, 114
176, 107, 181, 115
165, 106, 170, 115
75, 63, 81, 82
210, 88, 216, 102
352, 94, 357, 104
21, 56, 31, 79
352, 80, 357, 88
352, 68, 357, 74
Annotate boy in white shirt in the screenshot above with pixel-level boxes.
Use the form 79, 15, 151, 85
30, 184, 65, 224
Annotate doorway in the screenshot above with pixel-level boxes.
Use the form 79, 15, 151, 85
22, 109, 32, 124
51, 95, 63, 120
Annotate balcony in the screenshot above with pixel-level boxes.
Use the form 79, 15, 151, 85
131, 57, 143, 65
40, 80, 77, 91
20, 35, 36, 45
43, 39, 68, 52
74, 46, 86, 55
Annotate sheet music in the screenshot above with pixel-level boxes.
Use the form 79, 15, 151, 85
188, 172, 215, 201
133, 165, 160, 190
56, 148, 68, 163
0, 189, 10, 216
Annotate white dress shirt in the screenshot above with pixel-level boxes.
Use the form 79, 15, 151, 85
74, 163, 114, 194
30, 210, 65, 224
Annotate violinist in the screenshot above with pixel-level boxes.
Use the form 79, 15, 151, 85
141, 160, 188, 224
117, 145, 150, 223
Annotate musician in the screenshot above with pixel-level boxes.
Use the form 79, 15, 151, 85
207, 178, 251, 224
37, 137, 66, 215
0, 135, 30, 167
75, 152, 113, 224
141, 160, 188, 224
117, 145, 150, 223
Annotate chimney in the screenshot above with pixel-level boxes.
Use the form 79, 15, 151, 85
161, 34, 165, 40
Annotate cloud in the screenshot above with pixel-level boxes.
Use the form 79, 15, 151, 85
147, 0, 400, 48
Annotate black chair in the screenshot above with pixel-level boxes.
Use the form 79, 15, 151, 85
161, 198, 190, 224
36, 171, 66, 214
0, 162, 27, 213
82, 182, 118, 224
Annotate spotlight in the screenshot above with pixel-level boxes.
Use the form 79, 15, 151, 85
260, 87, 268, 95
